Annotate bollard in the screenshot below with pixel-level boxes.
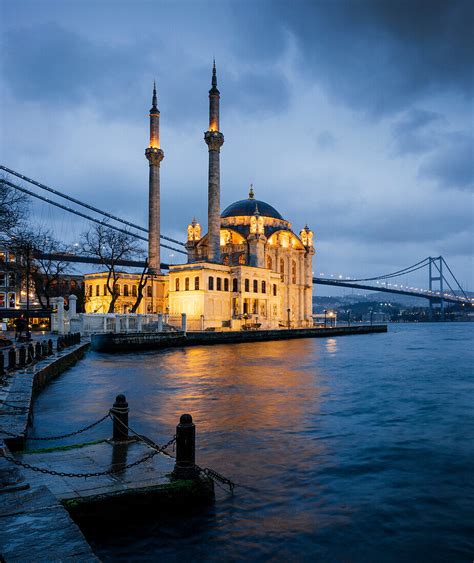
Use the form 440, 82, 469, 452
18, 346, 26, 367
0, 351, 4, 377
47, 339, 53, 355
27, 343, 35, 364
35, 342, 42, 360
8, 348, 16, 370
42, 341, 48, 356
111, 394, 129, 441
57, 337, 63, 352
173, 414, 198, 479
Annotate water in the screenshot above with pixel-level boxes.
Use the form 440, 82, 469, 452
29, 324, 474, 561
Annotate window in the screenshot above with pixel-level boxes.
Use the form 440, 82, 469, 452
224, 278, 229, 291
194, 276, 200, 290
253, 279, 258, 293
175, 279, 180, 291
223, 255, 230, 266
103, 284, 107, 296
0, 293, 5, 307
8, 292, 15, 308
114, 284, 120, 296
0, 273, 5, 287
238, 253, 246, 265
232, 278, 238, 292
147, 286, 152, 298
244, 279, 250, 292
217, 277, 222, 291
132, 285, 137, 297
292, 261, 297, 284
185, 277, 190, 291
96, 285, 100, 297
273, 284, 277, 296
209, 276, 214, 290
0, 253, 5, 262
124, 284, 129, 297
266, 255, 272, 270
8, 273, 15, 286
280, 258, 285, 273
262, 281, 266, 294
253, 300, 258, 314
88, 285, 92, 297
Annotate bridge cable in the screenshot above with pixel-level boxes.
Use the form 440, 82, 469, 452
441, 257, 470, 301
1, 179, 186, 256
0, 165, 185, 247
327, 257, 431, 283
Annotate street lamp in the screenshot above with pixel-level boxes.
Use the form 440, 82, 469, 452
287, 308, 291, 329
324, 309, 327, 327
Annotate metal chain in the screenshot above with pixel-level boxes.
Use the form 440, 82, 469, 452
0, 449, 159, 478
196, 465, 236, 492
0, 402, 29, 411
26, 413, 110, 441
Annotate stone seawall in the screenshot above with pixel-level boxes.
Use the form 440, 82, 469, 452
91, 325, 387, 353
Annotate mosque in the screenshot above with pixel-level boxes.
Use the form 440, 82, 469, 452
84, 64, 315, 330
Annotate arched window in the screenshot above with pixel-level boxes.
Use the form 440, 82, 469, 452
266, 255, 272, 270
217, 277, 222, 291
232, 278, 238, 292
95, 285, 100, 297
88, 285, 92, 297
114, 284, 120, 296
280, 258, 285, 273
262, 281, 266, 294
292, 261, 297, 284
175, 278, 180, 291
209, 276, 214, 290
185, 277, 190, 291
223, 255, 230, 266
194, 276, 200, 290
273, 284, 277, 296
124, 284, 129, 297
147, 286, 152, 298
132, 285, 137, 297
103, 284, 107, 296
238, 253, 246, 265
244, 279, 250, 292
253, 279, 258, 293
224, 278, 229, 291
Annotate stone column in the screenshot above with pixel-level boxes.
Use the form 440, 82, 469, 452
146, 149, 164, 274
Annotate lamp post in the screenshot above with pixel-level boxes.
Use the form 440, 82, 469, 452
287, 308, 291, 329
370, 309, 374, 326
324, 309, 327, 328
24, 242, 32, 341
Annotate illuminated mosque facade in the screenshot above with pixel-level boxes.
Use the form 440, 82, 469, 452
84, 64, 315, 330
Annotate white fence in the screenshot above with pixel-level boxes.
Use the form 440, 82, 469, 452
50, 296, 187, 335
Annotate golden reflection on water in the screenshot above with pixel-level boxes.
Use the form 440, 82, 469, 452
142, 340, 328, 436
325, 338, 338, 354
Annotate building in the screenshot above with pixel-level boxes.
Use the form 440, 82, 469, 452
84, 63, 315, 330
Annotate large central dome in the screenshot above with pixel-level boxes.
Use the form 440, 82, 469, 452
221, 189, 284, 220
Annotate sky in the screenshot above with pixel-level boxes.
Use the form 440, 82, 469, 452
1, 0, 473, 292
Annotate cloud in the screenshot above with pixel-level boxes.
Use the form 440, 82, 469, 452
316, 130, 337, 150
390, 109, 443, 155
419, 132, 474, 191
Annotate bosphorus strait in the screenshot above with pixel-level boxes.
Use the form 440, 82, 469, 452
29, 324, 474, 562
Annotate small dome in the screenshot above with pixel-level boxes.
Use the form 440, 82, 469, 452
221, 198, 284, 220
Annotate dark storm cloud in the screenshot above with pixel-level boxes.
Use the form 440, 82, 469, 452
1, 21, 290, 124
231, 0, 473, 116
390, 109, 443, 155
419, 132, 474, 192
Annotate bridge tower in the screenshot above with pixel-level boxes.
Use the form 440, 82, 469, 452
145, 82, 164, 275
429, 256, 444, 320
204, 61, 224, 263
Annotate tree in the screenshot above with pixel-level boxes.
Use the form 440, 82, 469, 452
80, 222, 143, 313
0, 176, 28, 237
130, 258, 149, 313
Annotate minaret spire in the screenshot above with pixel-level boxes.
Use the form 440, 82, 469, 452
145, 82, 164, 275
204, 60, 224, 263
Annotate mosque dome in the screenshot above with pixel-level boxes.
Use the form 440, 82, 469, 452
221, 186, 284, 220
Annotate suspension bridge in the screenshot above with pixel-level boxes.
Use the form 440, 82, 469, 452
1, 166, 472, 316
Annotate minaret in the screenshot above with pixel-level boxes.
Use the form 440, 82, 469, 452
145, 82, 164, 274
204, 61, 224, 262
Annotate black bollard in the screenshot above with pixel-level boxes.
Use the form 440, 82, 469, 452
42, 341, 48, 356
173, 414, 198, 479
27, 343, 35, 363
56, 337, 62, 352
47, 339, 53, 355
8, 348, 16, 370
0, 351, 4, 377
35, 342, 42, 360
111, 394, 129, 441
18, 346, 26, 367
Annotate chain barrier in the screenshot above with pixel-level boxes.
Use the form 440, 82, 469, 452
0, 449, 160, 478
26, 413, 110, 441
196, 465, 236, 493
0, 402, 29, 411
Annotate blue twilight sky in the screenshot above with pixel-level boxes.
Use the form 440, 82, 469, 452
0, 0, 473, 289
